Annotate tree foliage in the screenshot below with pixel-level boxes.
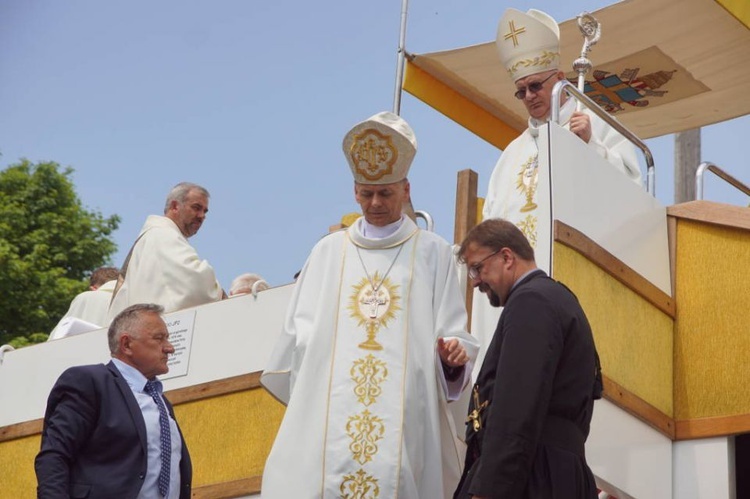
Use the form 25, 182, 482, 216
0, 160, 120, 346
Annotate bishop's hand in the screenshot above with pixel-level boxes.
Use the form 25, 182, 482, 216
569, 111, 592, 143
437, 337, 469, 368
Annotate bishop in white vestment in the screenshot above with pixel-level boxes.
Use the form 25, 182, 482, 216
484, 8, 642, 245
472, 9, 643, 374
261, 112, 479, 499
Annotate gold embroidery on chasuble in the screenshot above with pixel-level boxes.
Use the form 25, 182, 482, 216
340, 469, 380, 499
346, 409, 386, 465
348, 272, 401, 351
516, 154, 539, 213
351, 355, 389, 406
517, 215, 538, 248
328, 234, 414, 498
349, 128, 399, 182
514, 154, 538, 248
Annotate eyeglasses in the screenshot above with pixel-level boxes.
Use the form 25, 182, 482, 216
467, 250, 500, 280
514, 72, 556, 100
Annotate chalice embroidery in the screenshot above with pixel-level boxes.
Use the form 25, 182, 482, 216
348, 272, 401, 351
516, 154, 539, 213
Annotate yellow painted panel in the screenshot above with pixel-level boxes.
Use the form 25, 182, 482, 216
553, 243, 674, 416
174, 388, 286, 487
0, 435, 40, 499
716, 0, 750, 29
403, 61, 520, 150
0, 388, 284, 497
673, 221, 750, 419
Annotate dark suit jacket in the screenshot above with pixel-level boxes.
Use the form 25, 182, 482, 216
455, 270, 598, 499
35, 361, 192, 499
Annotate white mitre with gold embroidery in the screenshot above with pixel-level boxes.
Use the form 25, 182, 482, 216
343, 111, 417, 185
496, 8, 560, 82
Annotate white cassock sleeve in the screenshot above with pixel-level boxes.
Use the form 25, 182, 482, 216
259, 252, 316, 405
108, 216, 223, 322
586, 109, 643, 185
432, 244, 479, 401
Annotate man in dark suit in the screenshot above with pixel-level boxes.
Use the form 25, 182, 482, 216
454, 219, 601, 499
35, 303, 192, 499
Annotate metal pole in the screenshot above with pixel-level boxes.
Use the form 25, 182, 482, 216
392, 0, 410, 115
551, 80, 656, 196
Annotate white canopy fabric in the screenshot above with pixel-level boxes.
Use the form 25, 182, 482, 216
405, 0, 750, 149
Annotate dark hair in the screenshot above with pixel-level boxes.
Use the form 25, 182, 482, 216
89, 267, 120, 288
108, 303, 164, 354
457, 218, 535, 263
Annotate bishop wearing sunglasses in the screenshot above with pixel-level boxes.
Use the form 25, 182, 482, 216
482, 8, 643, 248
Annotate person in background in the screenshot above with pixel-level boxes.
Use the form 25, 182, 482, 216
107, 182, 224, 322
36, 303, 192, 498
48, 266, 120, 340
229, 273, 269, 296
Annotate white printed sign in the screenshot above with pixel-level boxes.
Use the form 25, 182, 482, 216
162, 309, 196, 380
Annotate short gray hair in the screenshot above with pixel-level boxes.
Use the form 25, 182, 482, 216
163, 182, 210, 214
108, 303, 165, 354
230, 273, 269, 295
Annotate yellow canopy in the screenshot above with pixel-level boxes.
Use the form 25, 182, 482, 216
404, 0, 750, 149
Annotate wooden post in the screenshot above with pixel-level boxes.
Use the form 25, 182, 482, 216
454, 170, 479, 243
454, 169, 479, 329
674, 129, 701, 203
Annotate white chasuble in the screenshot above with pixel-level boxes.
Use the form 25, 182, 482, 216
475, 99, 640, 378
261, 217, 478, 499
324, 230, 416, 498
106, 215, 223, 322
482, 98, 641, 269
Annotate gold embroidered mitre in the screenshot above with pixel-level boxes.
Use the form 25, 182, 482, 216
496, 8, 560, 82
343, 111, 417, 185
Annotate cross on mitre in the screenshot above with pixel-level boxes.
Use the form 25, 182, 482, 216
503, 20, 526, 47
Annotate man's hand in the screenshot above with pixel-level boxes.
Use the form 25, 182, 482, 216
569, 111, 592, 143
437, 338, 469, 367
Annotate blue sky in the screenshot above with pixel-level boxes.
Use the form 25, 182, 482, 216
1, 0, 747, 289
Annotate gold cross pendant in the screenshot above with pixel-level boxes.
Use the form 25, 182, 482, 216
466, 385, 488, 432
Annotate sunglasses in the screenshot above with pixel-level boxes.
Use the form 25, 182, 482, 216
514, 72, 556, 100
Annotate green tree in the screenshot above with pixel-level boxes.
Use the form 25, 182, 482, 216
0, 159, 120, 346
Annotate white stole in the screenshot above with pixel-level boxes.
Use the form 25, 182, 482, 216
322, 226, 419, 498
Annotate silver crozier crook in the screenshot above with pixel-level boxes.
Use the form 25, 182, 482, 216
573, 12, 601, 112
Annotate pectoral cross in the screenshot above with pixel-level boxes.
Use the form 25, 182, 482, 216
466, 385, 488, 432
362, 291, 387, 319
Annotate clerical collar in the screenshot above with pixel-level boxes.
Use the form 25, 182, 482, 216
360, 216, 404, 239
350, 215, 419, 250
528, 98, 575, 138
